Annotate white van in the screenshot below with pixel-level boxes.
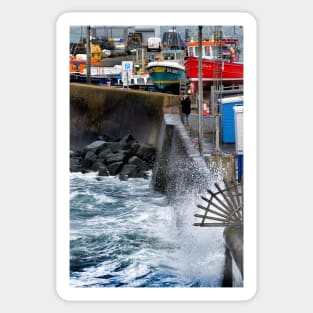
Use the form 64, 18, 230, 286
147, 37, 161, 52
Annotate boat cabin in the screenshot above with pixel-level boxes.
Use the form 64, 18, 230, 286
161, 29, 185, 50
186, 40, 238, 62
158, 49, 185, 65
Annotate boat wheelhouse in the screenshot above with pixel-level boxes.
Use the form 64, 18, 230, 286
184, 39, 243, 92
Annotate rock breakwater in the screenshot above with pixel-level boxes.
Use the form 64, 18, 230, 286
70, 133, 156, 180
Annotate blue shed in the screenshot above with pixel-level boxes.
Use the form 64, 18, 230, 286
218, 96, 244, 143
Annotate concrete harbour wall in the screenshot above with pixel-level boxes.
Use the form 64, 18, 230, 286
70, 83, 180, 149
152, 114, 242, 287
69, 83, 242, 286
223, 227, 243, 286
152, 114, 214, 197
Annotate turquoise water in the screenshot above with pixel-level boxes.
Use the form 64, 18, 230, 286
70, 171, 225, 288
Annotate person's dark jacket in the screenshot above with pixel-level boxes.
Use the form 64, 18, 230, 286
181, 96, 191, 115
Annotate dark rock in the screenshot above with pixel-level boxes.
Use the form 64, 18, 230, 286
83, 151, 97, 168
81, 168, 92, 174
70, 149, 84, 158
106, 142, 122, 153
98, 148, 112, 159
128, 156, 149, 172
124, 142, 140, 160
98, 165, 110, 176
136, 144, 156, 168
105, 151, 125, 164
130, 141, 140, 153
118, 164, 142, 179
85, 140, 107, 153
70, 137, 156, 176
119, 173, 129, 181
119, 134, 136, 149
107, 162, 124, 176
91, 159, 105, 171
70, 157, 83, 172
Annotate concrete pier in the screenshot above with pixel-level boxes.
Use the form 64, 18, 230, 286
70, 83, 243, 286
223, 226, 243, 286
70, 83, 179, 149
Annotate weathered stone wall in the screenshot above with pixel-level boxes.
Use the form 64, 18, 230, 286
70, 83, 180, 149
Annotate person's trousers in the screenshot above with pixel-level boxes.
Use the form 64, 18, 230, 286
182, 113, 190, 126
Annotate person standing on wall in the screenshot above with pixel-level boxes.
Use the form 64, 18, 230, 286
180, 94, 191, 126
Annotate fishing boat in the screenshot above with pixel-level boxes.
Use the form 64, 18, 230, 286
161, 28, 185, 50
69, 55, 122, 84
146, 49, 188, 94
69, 55, 101, 82
184, 38, 243, 92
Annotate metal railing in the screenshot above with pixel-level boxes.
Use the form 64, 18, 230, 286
194, 178, 243, 227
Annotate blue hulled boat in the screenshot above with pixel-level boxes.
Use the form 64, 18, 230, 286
146, 49, 188, 94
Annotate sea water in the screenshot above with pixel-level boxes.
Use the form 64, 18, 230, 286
70, 171, 225, 288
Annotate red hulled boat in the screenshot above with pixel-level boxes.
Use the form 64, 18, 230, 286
184, 39, 243, 92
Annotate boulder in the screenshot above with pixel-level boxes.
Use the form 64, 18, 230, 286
81, 169, 92, 174
128, 156, 149, 172
83, 150, 97, 168
70, 157, 83, 172
107, 162, 124, 176
70, 149, 85, 158
119, 134, 136, 149
85, 140, 107, 153
98, 165, 110, 176
69, 136, 156, 176
98, 148, 112, 159
105, 151, 125, 164
106, 142, 123, 153
119, 164, 142, 180
136, 144, 156, 168
91, 159, 105, 171
124, 142, 140, 161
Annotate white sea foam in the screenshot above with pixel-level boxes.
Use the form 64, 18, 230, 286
70, 172, 225, 287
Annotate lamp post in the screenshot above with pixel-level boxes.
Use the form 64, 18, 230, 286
198, 26, 204, 155
86, 25, 91, 84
